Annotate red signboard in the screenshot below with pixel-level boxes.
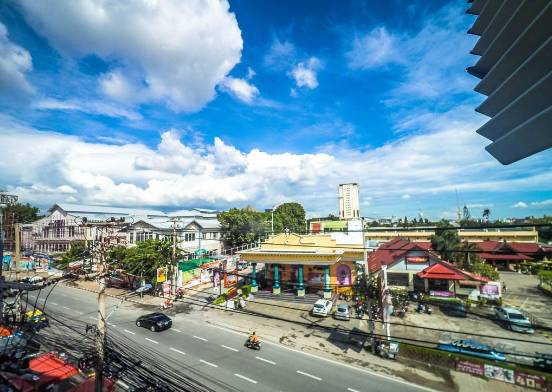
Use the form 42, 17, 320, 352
514, 372, 547, 391
406, 256, 429, 264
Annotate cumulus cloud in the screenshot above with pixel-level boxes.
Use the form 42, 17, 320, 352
33, 98, 142, 121
401, 194, 411, 199
219, 76, 259, 104
0, 22, 34, 98
531, 199, 552, 207
290, 57, 322, 89
514, 202, 528, 208
17, 0, 243, 111
346, 26, 402, 69
1, 105, 551, 212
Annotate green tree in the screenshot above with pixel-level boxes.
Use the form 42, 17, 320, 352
469, 261, 499, 281
273, 202, 306, 234
119, 239, 175, 281
56, 240, 90, 270
430, 221, 461, 262
218, 207, 267, 247
482, 208, 491, 222
0, 202, 42, 223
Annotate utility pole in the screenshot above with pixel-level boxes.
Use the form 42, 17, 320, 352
96, 267, 106, 392
361, 217, 375, 353
14, 223, 20, 273
172, 220, 177, 295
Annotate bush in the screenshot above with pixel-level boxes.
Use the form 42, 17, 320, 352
213, 294, 227, 305
241, 285, 252, 298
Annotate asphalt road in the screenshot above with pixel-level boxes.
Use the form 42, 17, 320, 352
27, 284, 434, 392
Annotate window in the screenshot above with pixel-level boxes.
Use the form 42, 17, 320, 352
387, 273, 409, 286
69, 226, 75, 238
129, 232, 134, 244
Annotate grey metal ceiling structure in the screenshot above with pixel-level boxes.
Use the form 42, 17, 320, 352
467, 0, 552, 165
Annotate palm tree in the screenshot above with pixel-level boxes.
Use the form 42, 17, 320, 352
482, 208, 491, 222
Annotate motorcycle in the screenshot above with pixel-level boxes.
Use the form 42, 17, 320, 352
245, 338, 261, 350
175, 288, 184, 299
161, 299, 173, 310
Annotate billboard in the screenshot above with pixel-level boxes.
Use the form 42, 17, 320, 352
156, 267, 167, 283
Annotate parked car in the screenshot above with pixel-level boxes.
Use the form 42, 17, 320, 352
136, 313, 172, 332
534, 353, 552, 372
311, 299, 333, 317
334, 304, 350, 321
24, 309, 49, 331
438, 339, 505, 361
440, 302, 467, 317
495, 306, 534, 334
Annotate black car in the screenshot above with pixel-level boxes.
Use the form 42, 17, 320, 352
440, 302, 467, 317
136, 313, 172, 332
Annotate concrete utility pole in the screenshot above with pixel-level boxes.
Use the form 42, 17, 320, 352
172, 221, 177, 295
96, 267, 106, 392
14, 223, 20, 272
361, 217, 375, 353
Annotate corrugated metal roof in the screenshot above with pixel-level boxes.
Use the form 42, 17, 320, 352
55, 203, 167, 217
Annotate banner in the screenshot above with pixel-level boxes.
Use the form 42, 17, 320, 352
484, 364, 514, 384
156, 267, 167, 283
456, 360, 484, 377
514, 372, 547, 390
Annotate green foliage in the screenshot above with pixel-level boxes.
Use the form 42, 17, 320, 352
0, 202, 42, 223
430, 222, 461, 262
213, 294, 227, 305
538, 270, 552, 283
273, 202, 306, 234
217, 207, 268, 247
468, 261, 499, 281
240, 284, 252, 298
56, 240, 89, 270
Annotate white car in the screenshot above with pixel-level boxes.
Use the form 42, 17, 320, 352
495, 306, 534, 334
311, 299, 333, 317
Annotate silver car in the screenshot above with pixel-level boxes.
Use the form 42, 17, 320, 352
334, 304, 350, 321
495, 306, 534, 334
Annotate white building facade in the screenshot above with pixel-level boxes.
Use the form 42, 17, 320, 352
338, 183, 360, 220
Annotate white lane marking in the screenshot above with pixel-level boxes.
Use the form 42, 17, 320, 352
207, 323, 436, 392
296, 370, 321, 381
170, 347, 186, 355
50, 302, 58, 306
124, 329, 135, 335
116, 380, 130, 389
62, 306, 71, 310
193, 335, 208, 342
199, 359, 218, 368
172, 328, 182, 333
255, 356, 276, 365
145, 338, 158, 344
348, 388, 360, 392
234, 373, 257, 384
221, 345, 238, 352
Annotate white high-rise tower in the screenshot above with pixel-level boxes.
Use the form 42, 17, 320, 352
338, 183, 360, 219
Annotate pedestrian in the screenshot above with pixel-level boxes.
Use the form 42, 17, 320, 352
502, 282, 507, 292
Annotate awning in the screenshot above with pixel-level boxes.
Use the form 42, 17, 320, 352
29, 353, 80, 385
179, 258, 214, 272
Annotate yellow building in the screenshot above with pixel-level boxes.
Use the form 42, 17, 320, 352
363, 227, 538, 243
239, 230, 365, 299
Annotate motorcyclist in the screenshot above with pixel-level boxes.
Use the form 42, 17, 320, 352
248, 331, 259, 345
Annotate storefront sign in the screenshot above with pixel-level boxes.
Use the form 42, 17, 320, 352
456, 360, 484, 376
480, 284, 499, 296
513, 372, 547, 390
484, 364, 514, 384
429, 290, 455, 298
406, 256, 429, 264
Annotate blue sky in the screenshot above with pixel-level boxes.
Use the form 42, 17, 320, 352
0, 0, 551, 220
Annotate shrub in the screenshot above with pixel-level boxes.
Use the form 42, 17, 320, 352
241, 285, 252, 298
213, 294, 227, 305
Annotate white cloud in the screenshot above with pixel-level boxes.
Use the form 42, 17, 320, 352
18, 0, 243, 112
33, 98, 142, 121
347, 4, 476, 105
263, 38, 296, 69
531, 199, 552, 207
246, 67, 256, 80
346, 26, 402, 70
219, 76, 259, 104
0, 22, 34, 97
290, 57, 322, 89
401, 194, 411, 199
514, 202, 528, 209
1, 105, 551, 213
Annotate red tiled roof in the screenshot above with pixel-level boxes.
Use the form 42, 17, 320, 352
508, 242, 541, 254
478, 252, 531, 261
476, 240, 541, 255
368, 238, 437, 273
416, 261, 489, 282
476, 241, 500, 252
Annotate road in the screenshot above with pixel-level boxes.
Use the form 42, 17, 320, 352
26, 284, 434, 392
